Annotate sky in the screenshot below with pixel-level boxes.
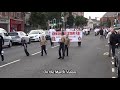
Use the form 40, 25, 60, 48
84, 12, 106, 20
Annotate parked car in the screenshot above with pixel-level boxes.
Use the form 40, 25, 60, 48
0, 28, 12, 48
28, 30, 44, 42
8, 31, 31, 44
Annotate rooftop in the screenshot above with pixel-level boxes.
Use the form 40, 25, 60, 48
103, 12, 120, 17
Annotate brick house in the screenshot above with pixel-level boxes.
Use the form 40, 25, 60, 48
0, 12, 25, 32
100, 12, 120, 27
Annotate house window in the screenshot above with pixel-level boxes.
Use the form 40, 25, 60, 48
6, 12, 8, 16
10, 12, 14, 17
17, 12, 20, 18
2, 12, 5, 16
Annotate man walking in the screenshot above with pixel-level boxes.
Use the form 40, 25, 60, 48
48, 28, 55, 47
0, 35, 4, 61
109, 29, 118, 59
21, 37, 30, 56
64, 34, 70, 56
58, 32, 65, 59
106, 29, 112, 57
99, 27, 104, 39
40, 35, 47, 56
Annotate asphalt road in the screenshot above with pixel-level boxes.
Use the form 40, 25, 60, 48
0, 31, 118, 78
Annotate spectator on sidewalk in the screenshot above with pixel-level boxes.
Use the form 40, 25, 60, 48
109, 29, 118, 59
106, 29, 112, 57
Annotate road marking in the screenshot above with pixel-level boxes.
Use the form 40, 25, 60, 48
0, 59, 21, 68
0, 44, 59, 68
51, 45, 59, 48
31, 49, 48, 56
112, 77, 116, 78
31, 45, 59, 56
31, 51, 41, 56
103, 52, 109, 55
111, 61, 115, 65
105, 45, 109, 47
112, 68, 115, 72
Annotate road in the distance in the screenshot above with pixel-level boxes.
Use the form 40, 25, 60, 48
0, 31, 117, 78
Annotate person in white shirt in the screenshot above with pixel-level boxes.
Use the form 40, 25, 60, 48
48, 28, 55, 46
106, 29, 112, 57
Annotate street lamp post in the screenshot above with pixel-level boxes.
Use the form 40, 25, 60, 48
61, 12, 65, 31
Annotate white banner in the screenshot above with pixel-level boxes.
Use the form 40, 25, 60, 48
51, 31, 82, 42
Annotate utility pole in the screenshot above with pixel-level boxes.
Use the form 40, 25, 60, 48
61, 12, 65, 31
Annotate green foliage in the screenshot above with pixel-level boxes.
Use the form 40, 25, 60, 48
67, 15, 75, 28
29, 12, 47, 29
75, 16, 88, 27
29, 12, 88, 29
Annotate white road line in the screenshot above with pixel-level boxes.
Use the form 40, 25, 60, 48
105, 45, 109, 47
0, 44, 59, 68
51, 45, 59, 48
111, 61, 115, 65
31, 49, 48, 56
31, 45, 59, 56
0, 59, 21, 68
112, 68, 115, 72
112, 77, 116, 78
31, 51, 41, 56
103, 52, 109, 55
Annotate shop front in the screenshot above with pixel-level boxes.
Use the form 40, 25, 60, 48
10, 19, 24, 32
0, 18, 9, 32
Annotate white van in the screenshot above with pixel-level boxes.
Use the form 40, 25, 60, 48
0, 28, 12, 48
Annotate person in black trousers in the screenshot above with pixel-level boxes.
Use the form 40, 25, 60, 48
50, 37, 54, 46
0, 35, 4, 61
58, 32, 65, 59
99, 27, 104, 39
40, 35, 47, 56
64, 34, 70, 56
110, 29, 118, 59
21, 37, 30, 56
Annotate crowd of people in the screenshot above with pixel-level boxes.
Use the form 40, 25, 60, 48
94, 26, 120, 60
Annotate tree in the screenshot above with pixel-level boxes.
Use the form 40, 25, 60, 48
29, 12, 47, 29
46, 12, 61, 20
29, 12, 68, 29
67, 15, 75, 28
75, 16, 88, 28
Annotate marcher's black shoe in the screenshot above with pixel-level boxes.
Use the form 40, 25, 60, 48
58, 57, 61, 59
1, 55, 4, 61
41, 55, 43, 56
108, 55, 111, 57
1, 57, 4, 61
61, 57, 64, 59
